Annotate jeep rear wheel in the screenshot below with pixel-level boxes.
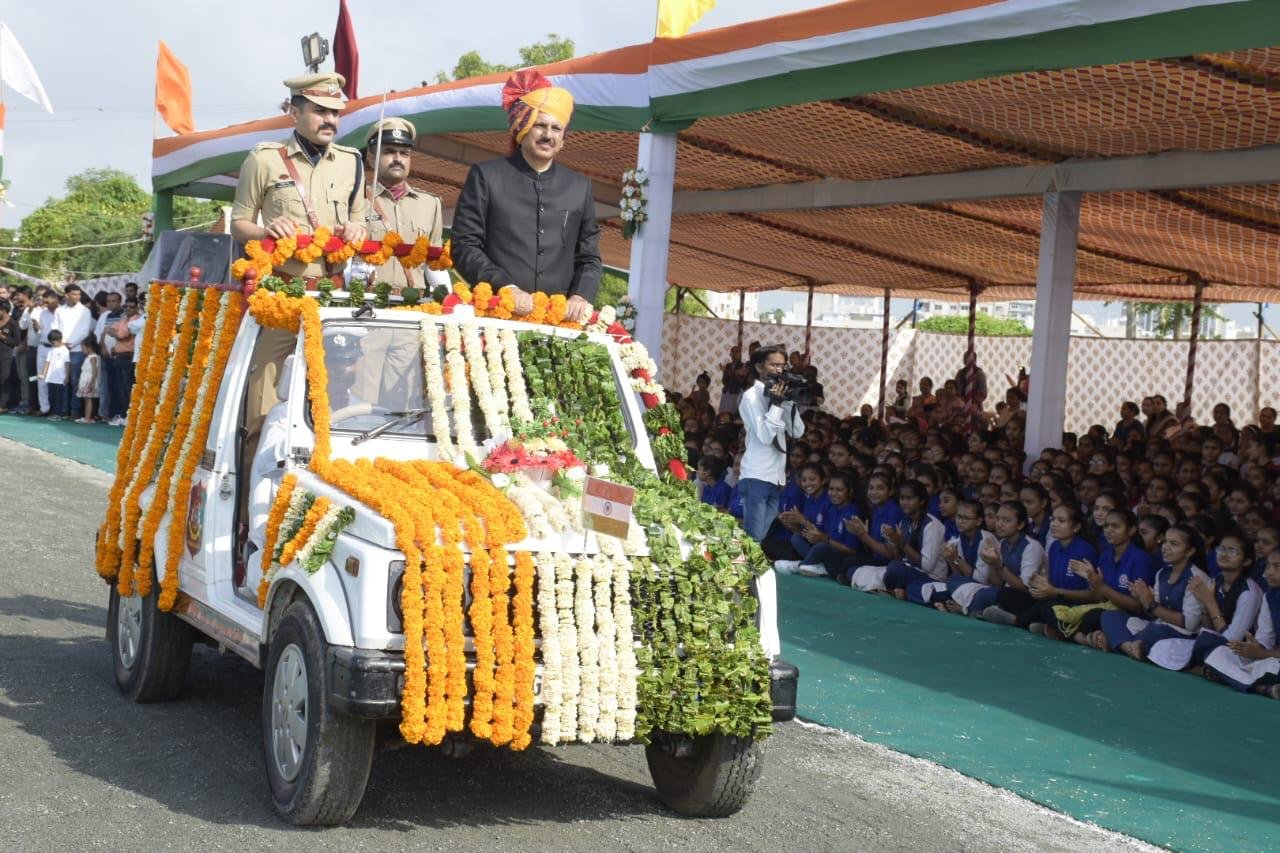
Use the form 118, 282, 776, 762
107, 575, 195, 702
646, 732, 764, 817
262, 600, 374, 826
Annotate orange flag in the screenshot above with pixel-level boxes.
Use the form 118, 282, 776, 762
155, 41, 194, 135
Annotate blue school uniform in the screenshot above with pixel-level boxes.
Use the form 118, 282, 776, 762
1098, 542, 1156, 593
928, 495, 942, 519
967, 534, 1034, 615
766, 481, 809, 545
1205, 548, 1221, 578
1027, 513, 1051, 546
699, 477, 731, 509
941, 515, 960, 541
803, 492, 833, 527
860, 499, 904, 566
1100, 563, 1197, 650
823, 502, 862, 550
1046, 537, 1098, 592
727, 484, 743, 520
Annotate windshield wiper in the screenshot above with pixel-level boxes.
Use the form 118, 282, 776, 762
351, 408, 429, 446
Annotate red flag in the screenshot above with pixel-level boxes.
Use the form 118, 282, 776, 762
334, 0, 359, 100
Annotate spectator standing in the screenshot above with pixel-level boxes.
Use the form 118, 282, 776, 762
106, 299, 140, 425
738, 345, 805, 542
9, 286, 35, 414
74, 337, 102, 424
27, 290, 59, 415
94, 292, 125, 420
0, 301, 19, 413
38, 329, 70, 421
719, 345, 750, 415
53, 284, 94, 419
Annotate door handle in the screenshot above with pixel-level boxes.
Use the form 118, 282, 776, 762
217, 463, 234, 500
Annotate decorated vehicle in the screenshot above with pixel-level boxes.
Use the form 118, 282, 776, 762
96, 241, 796, 826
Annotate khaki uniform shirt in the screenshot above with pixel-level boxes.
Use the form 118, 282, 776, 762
367, 183, 444, 292
231, 135, 369, 278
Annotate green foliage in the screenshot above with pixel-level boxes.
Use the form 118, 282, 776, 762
435, 34, 575, 83
1132, 301, 1225, 340
13, 169, 218, 279
632, 482, 774, 740
598, 268, 709, 318
917, 313, 1031, 337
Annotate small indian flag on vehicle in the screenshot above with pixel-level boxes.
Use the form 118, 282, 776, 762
583, 476, 635, 539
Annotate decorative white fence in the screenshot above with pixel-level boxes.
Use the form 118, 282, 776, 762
659, 314, 1280, 434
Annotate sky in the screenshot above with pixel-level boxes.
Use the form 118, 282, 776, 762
0, 0, 828, 222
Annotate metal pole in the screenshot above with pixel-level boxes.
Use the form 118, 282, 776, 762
803, 281, 815, 361
1182, 274, 1205, 414
1256, 302, 1265, 420
877, 288, 891, 421
966, 281, 979, 359
736, 290, 746, 354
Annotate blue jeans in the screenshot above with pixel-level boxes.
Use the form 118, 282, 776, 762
739, 478, 781, 542
67, 349, 85, 411
49, 381, 69, 417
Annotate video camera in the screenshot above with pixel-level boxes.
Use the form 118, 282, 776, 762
772, 370, 816, 405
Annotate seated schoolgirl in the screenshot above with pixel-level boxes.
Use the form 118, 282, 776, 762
1254, 526, 1279, 585
790, 471, 863, 579
935, 485, 961, 541
765, 463, 827, 563
965, 501, 1049, 623
1137, 513, 1169, 557
836, 472, 903, 581
697, 455, 732, 511
1202, 549, 1280, 699
920, 499, 998, 610
1088, 489, 1126, 544
1071, 508, 1158, 649
1147, 532, 1264, 673
1015, 505, 1100, 636
852, 480, 945, 594
1098, 524, 1212, 660
1021, 483, 1052, 546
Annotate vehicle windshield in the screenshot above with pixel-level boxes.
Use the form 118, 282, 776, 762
322, 321, 486, 440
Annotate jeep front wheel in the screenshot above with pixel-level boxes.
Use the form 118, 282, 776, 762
108, 575, 195, 702
645, 732, 764, 817
262, 600, 375, 826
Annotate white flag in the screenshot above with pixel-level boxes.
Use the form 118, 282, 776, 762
0, 22, 53, 113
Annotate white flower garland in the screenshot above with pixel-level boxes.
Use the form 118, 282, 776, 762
482, 328, 510, 422
592, 553, 618, 742
574, 556, 600, 742
611, 551, 638, 740
295, 502, 343, 567
462, 323, 503, 436
554, 554, 579, 740
584, 305, 617, 335
443, 324, 476, 453
274, 486, 311, 564
419, 318, 453, 459
535, 553, 563, 745
501, 328, 534, 422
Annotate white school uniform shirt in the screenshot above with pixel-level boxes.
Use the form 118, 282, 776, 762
947, 529, 999, 585
53, 302, 94, 349
43, 346, 70, 384
1202, 591, 1280, 686
1149, 577, 1263, 671
737, 380, 804, 486
916, 514, 948, 581
28, 306, 55, 347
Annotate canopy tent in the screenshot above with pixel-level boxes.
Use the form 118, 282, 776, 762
150, 0, 1280, 460
152, 0, 1280, 305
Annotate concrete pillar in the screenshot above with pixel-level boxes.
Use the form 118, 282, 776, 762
1023, 191, 1081, 468
627, 132, 677, 374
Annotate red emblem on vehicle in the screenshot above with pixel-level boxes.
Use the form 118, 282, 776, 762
186, 481, 206, 556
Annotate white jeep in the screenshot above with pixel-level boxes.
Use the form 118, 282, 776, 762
104, 285, 796, 825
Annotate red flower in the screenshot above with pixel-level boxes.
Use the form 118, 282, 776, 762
442, 293, 462, 313
641, 392, 660, 409
667, 459, 688, 480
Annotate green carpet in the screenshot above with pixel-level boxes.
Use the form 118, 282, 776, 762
7, 419, 1277, 849
778, 572, 1280, 852
0, 416, 121, 472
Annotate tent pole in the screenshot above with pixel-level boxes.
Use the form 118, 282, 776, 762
966, 280, 979, 359
1182, 274, 1205, 415
877, 288, 891, 422
1255, 302, 1265, 420
626, 132, 677, 374
737, 290, 746, 354
803, 281, 815, 362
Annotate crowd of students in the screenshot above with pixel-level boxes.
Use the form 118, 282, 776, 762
0, 282, 144, 424
682, 346, 1280, 702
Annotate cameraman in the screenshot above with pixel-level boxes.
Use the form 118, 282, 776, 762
737, 345, 805, 543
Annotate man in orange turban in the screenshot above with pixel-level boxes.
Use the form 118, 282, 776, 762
452, 69, 600, 322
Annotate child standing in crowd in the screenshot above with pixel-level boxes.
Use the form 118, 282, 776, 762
74, 337, 102, 424
38, 329, 70, 422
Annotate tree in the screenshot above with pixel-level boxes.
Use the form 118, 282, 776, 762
759, 309, 786, 324
13, 169, 217, 279
1132, 302, 1225, 340
434, 34, 576, 84
596, 267, 708, 317
917, 314, 1031, 336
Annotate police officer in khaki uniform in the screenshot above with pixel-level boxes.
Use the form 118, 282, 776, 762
231, 72, 369, 282
362, 117, 446, 294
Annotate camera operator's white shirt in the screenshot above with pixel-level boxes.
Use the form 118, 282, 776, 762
738, 379, 804, 486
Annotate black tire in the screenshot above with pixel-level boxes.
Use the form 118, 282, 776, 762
108, 574, 195, 703
262, 601, 375, 826
646, 733, 764, 817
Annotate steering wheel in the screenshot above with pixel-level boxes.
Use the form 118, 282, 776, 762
330, 402, 390, 425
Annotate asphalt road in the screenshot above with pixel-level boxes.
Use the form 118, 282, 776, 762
0, 437, 1154, 852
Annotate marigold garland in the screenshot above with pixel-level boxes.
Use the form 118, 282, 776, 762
511, 551, 537, 750
467, 543, 496, 741
278, 496, 333, 567
119, 288, 201, 596
97, 284, 179, 581
137, 289, 223, 593
231, 231, 451, 281
159, 291, 246, 610
489, 545, 516, 746
257, 474, 300, 607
